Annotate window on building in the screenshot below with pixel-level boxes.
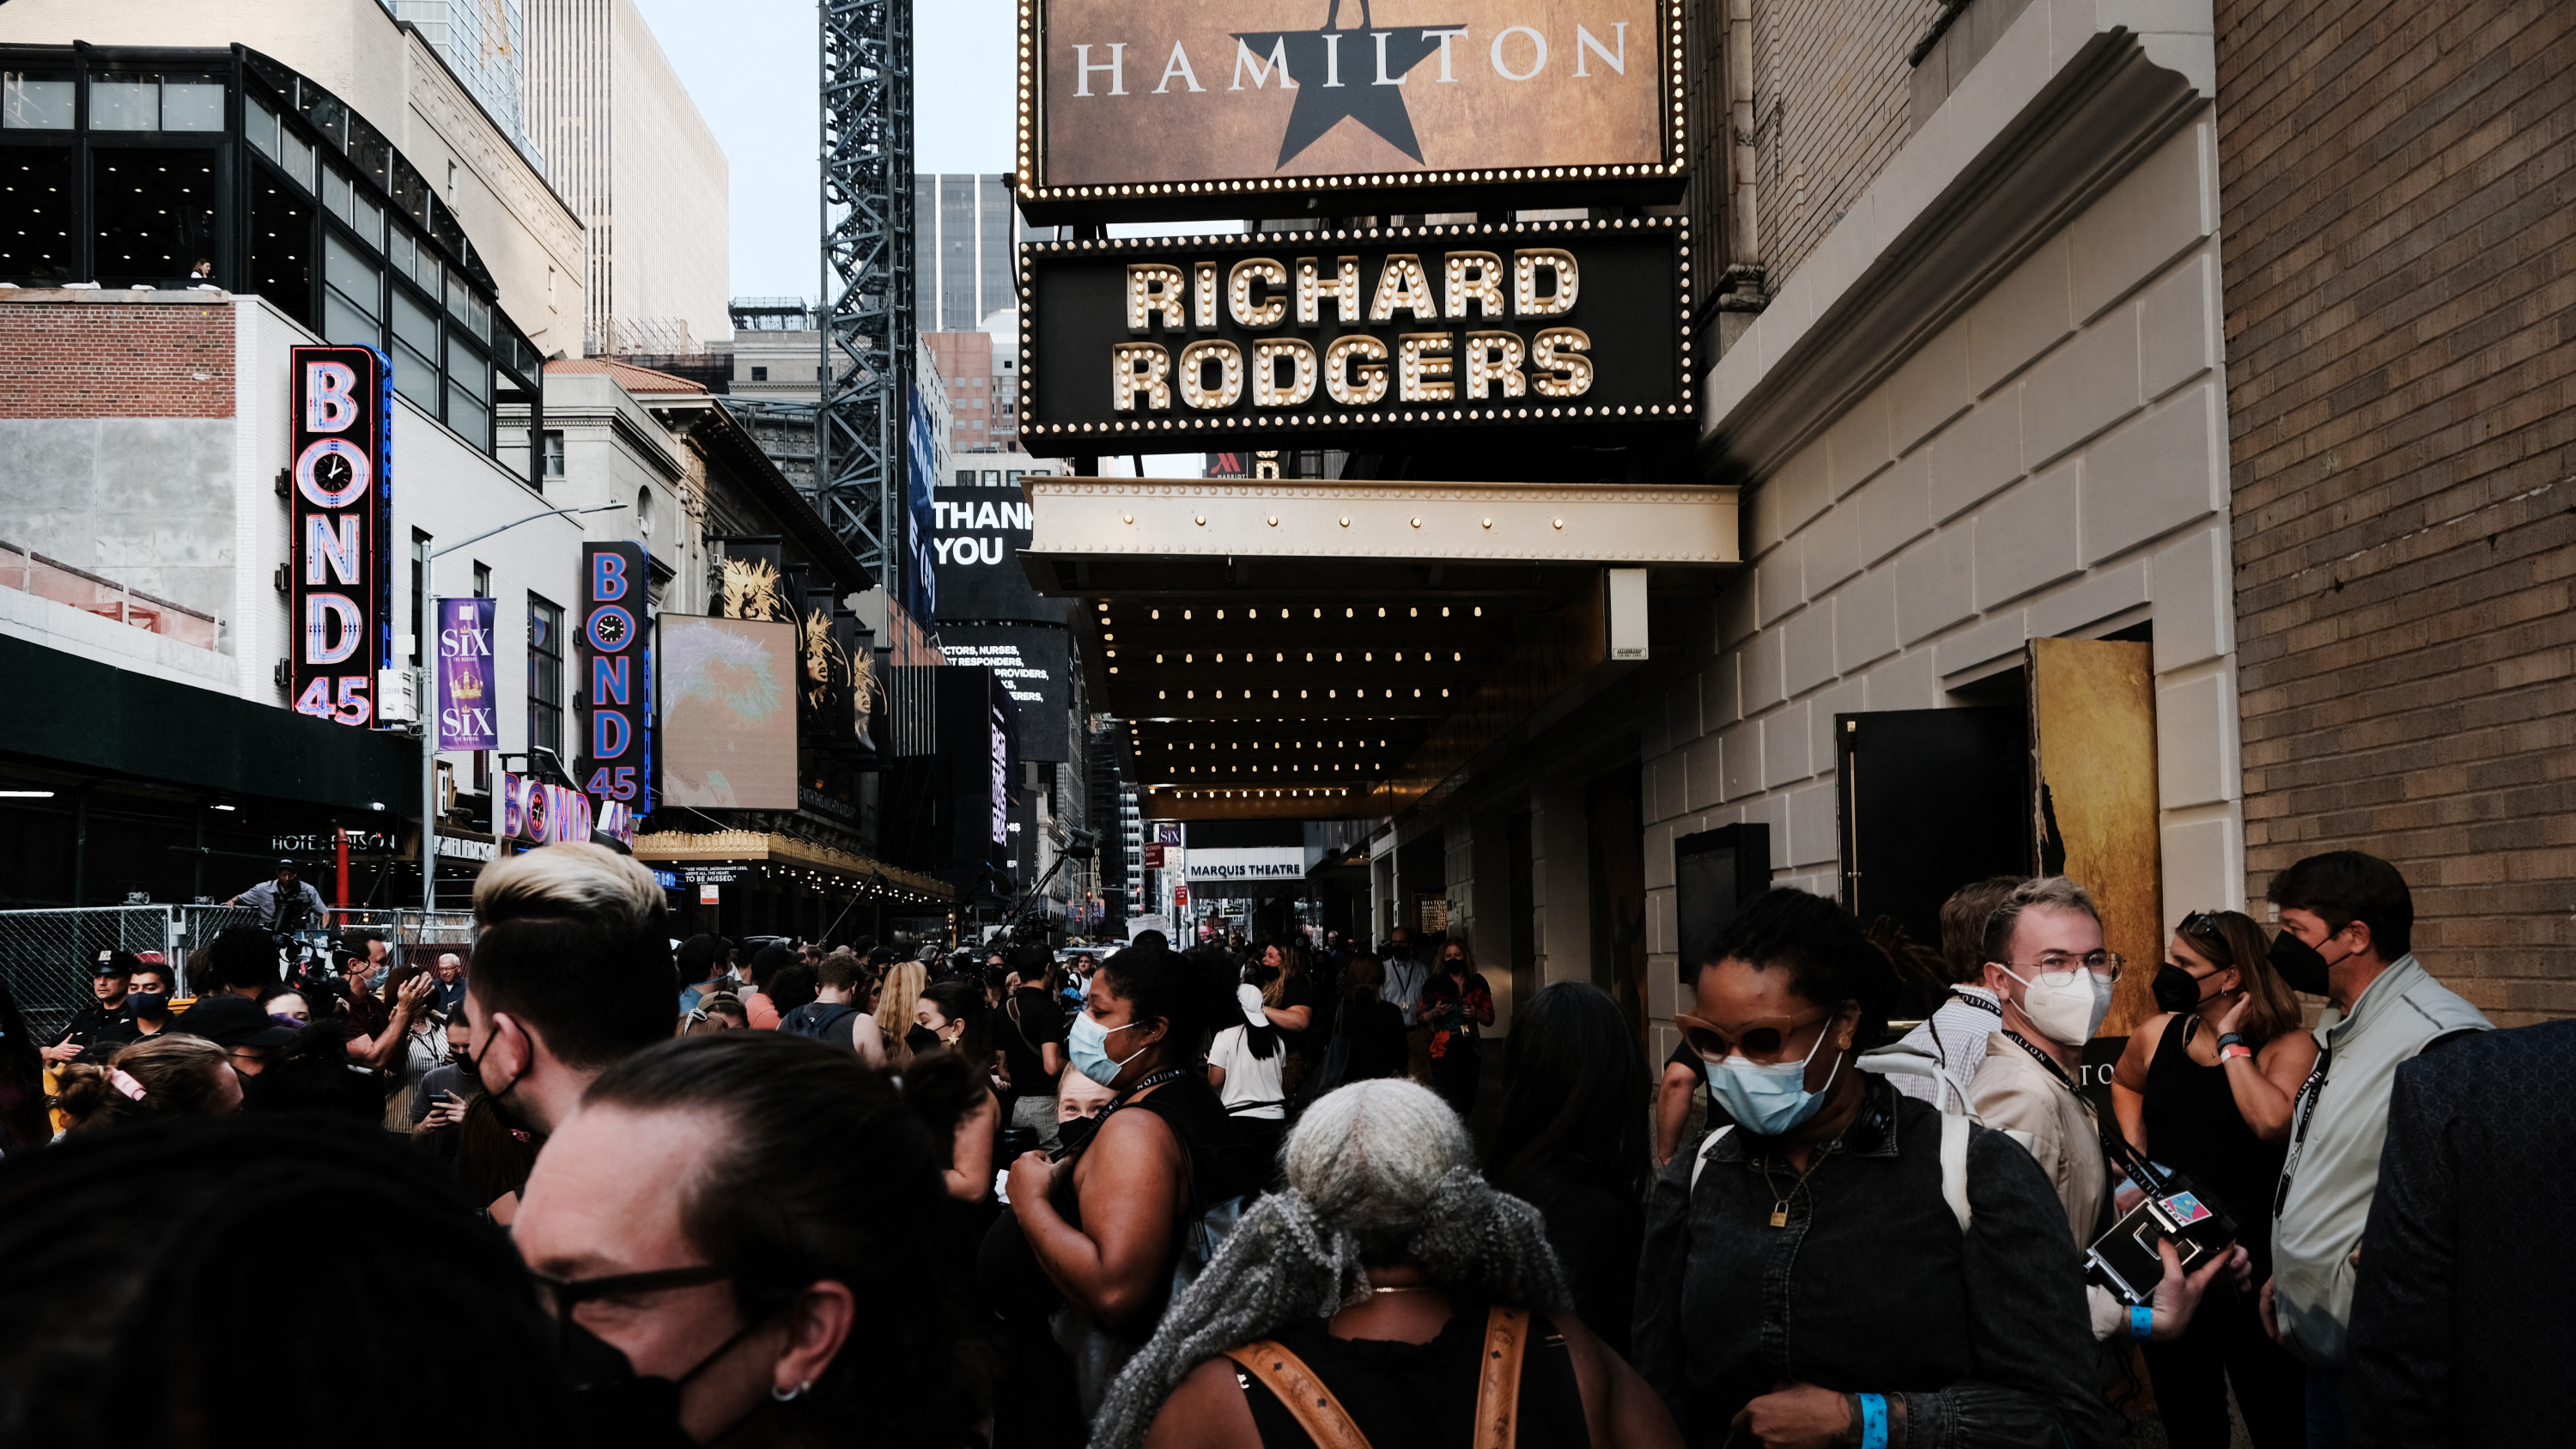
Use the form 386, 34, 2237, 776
750, 364, 769, 381
636, 487, 653, 541
94, 147, 218, 289
542, 430, 565, 477
410, 530, 430, 667
527, 594, 563, 765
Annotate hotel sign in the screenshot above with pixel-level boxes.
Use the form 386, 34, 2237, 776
1021, 216, 1691, 449
287, 345, 393, 726
1019, 0, 1681, 217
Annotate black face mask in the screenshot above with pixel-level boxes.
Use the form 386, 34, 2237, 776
2152, 963, 2218, 1016
2268, 930, 2337, 996
558, 1288, 793, 1449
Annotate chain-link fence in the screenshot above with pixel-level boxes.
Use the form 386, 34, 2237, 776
0, 906, 479, 1042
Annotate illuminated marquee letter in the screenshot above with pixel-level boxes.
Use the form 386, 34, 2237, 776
1109, 342, 1171, 411
590, 549, 630, 601
1514, 248, 1580, 315
1397, 333, 1455, 401
1443, 252, 1505, 318
1072, 43, 1127, 96
304, 593, 364, 665
1252, 338, 1317, 408
303, 361, 359, 432
1463, 332, 1528, 399
1324, 335, 1389, 405
1296, 255, 1361, 326
1368, 255, 1438, 321
1574, 23, 1628, 76
295, 437, 373, 508
1177, 339, 1243, 410
304, 514, 362, 585
1126, 264, 1186, 331
1194, 261, 1219, 328
1230, 37, 1297, 90
1531, 327, 1595, 397
1155, 40, 1205, 93
1227, 258, 1288, 328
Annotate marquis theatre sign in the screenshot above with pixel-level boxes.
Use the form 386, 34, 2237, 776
1021, 216, 1692, 450
287, 345, 394, 726
1019, 0, 1681, 217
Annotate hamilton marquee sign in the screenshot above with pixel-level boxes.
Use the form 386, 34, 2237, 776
287, 345, 394, 726
1021, 216, 1691, 449
1020, 0, 1680, 216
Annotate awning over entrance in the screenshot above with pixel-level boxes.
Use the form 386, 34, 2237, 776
632, 830, 956, 904
1021, 478, 1738, 820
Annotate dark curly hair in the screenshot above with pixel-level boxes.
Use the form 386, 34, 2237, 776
1703, 887, 1916, 1049
1098, 941, 1237, 1056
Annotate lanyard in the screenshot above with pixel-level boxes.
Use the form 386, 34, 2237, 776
2272, 1041, 2334, 1216
1952, 988, 2002, 1017
2001, 1029, 2168, 1197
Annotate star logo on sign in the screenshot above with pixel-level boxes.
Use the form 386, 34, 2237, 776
1234, 10, 1459, 169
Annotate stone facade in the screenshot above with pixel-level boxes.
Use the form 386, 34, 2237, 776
2217, 0, 2576, 1022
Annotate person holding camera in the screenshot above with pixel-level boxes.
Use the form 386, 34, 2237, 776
226, 860, 326, 935
2108, 910, 2313, 1448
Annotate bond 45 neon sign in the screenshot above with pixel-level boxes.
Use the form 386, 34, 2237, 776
579, 542, 654, 816
287, 346, 394, 726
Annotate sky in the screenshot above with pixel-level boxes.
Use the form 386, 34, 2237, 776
632, 0, 1020, 301
633, 0, 1200, 472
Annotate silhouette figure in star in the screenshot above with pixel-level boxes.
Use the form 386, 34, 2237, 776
1235, 0, 1458, 168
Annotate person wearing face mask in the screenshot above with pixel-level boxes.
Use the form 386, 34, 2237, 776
2258, 851, 2486, 1448
42, 952, 140, 1068
979, 941, 1242, 1443
2103, 909, 2312, 1449
1966, 876, 2124, 1247
911, 979, 999, 1202
1635, 888, 2122, 1449
123, 965, 178, 1042
513, 1032, 974, 1449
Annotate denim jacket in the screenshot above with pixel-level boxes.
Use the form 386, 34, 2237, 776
1633, 1081, 2117, 1449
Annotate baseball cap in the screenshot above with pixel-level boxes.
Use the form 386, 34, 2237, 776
94, 950, 141, 977
176, 993, 298, 1050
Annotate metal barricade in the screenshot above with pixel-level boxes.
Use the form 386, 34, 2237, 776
0, 906, 180, 1042
0, 905, 483, 1041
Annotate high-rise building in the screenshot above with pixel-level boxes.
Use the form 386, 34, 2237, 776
390, 0, 543, 169
525, 0, 729, 356
914, 174, 1051, 333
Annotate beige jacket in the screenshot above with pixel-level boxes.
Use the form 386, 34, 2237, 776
1968, 1032, 2105, 1247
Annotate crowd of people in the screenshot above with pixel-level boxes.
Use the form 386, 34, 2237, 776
0, 842, 2557, 1448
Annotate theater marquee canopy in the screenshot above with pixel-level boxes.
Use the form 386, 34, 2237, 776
1022, 216, 1692, 453
1018, 0, 1684, 222
1019, 475, 1737, 820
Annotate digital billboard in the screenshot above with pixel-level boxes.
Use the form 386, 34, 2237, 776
1020, 0, 1681, 219
1021, 216, 1691, 451
657, 616, 799, 810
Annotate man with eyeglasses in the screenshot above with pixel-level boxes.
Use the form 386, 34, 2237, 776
1968, 876, 2122, 1249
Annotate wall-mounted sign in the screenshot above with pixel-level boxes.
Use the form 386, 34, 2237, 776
497, 771, 595, 846
578, 543, 653, 817
940, 627, 1072, 762
679, 865, 745, 884
287, 345, 394, 726
1183, 845, 1308, 881
1022, 217, 1690, 450
271, 831, 402, 856
1156, 822, 1183, 847
931, 474, 1070, 625
1018, 0, 1680, 221
435, 596, 497, 751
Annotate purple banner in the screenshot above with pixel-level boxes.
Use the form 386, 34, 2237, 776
435, 596, 497, 751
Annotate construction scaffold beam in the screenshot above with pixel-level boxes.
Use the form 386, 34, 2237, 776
817, 0, 913, 586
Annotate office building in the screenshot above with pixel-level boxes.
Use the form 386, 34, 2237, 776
914, 173, 1050, 333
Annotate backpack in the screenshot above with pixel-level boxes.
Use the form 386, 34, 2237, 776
783, 1001, 856, 1042
1687, 1044, 1980, 1233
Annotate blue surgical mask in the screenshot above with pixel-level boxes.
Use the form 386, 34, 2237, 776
1701, 1020, 1844, 1136
1066, 1011, 1145, 1087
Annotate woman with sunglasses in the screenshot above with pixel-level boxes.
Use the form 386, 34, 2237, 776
2105, 910, 2313, 1448
1634, 888, 2117, 1449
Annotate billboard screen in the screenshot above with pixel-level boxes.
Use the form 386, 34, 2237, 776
1021, 216, 1690, 451
932, 471, 1070, 624
939, 624, 1072, 762
1021, 0, 1680, 217
657, 616, 799, 810
287, 344, 394, 726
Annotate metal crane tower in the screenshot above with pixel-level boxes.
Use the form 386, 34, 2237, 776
817, 0, 914, 585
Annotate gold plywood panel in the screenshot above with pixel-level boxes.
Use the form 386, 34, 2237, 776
2027, 637, 2164, 1037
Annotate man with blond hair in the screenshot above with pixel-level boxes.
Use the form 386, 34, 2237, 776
461, 843, 677, 1144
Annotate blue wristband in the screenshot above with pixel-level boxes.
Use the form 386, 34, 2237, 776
2129, 1304, 2154, 1341
1857, 1392, 1888, 1449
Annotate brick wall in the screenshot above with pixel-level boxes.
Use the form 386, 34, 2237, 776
2219, 0, 2576, 1022
1749, 0, 1943, 284
0, 301, 235, 419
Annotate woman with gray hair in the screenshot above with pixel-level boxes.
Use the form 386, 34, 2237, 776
1093, 1079, 1680, 1449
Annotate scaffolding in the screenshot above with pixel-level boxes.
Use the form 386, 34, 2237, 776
817, 0, 913, 589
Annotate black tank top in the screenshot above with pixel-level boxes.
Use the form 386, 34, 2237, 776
1238, 1296, 1590, 1449
2138, 1015, 2287, 1266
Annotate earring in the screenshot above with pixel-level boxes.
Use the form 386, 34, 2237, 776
770, 1379, 811, 1402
